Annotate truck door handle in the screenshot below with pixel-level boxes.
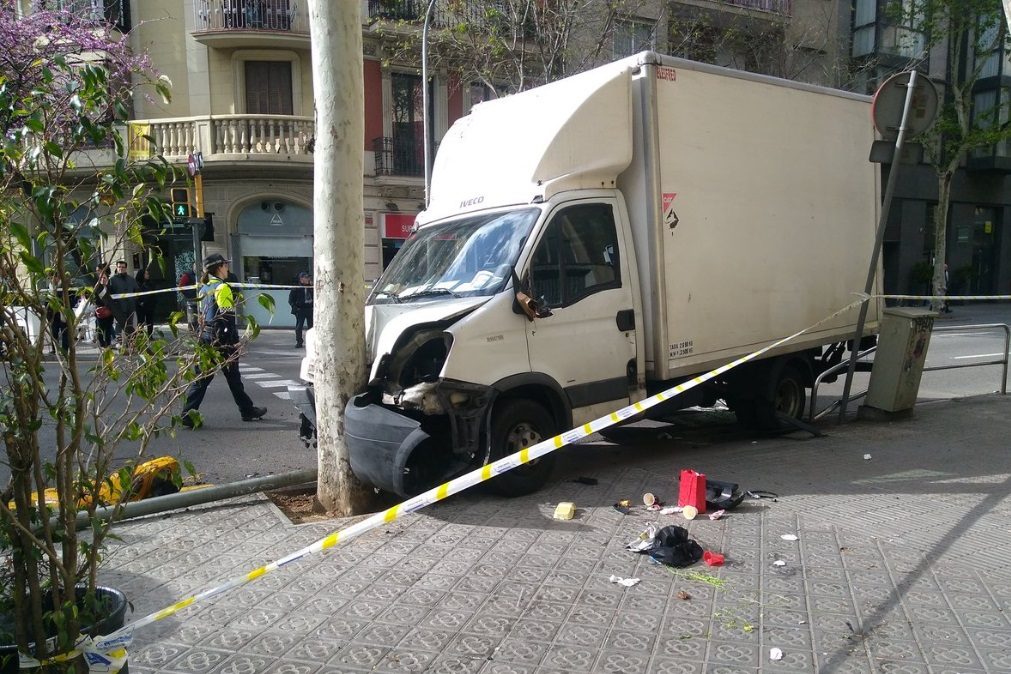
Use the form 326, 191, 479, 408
616, 309, 635, 332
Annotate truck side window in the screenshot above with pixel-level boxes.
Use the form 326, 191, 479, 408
530, 203, 620, 308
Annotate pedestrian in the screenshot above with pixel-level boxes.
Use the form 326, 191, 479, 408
180, 253, 266, 428
93, 263, 115, 347
107, 259, 140, 343
47, 272, 76, 353
179, 266, 199, 331
135, 268, 156, 336
288, 271, 314, 348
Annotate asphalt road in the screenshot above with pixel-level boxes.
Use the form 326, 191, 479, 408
5, 302, 1011, 488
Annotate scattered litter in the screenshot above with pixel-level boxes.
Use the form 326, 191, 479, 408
609, 575, 641, 588
772, 560, 787, 567
613, 499, 632, 515
706, 480, 745, 511
780, 534, 799, 541
627, 524, 703, 567
703, 551, 725, 567
770, 647, 784, 661
682, 505, 698, 520
863, 454, 872, 460
643, 492, 656, 506
660, 506, 683, 515
625, 522, 660, 552
747, 490, 779, 500
708, 509, 726, 521
676, 590, 691, 600
553, 502, 575, 520
677, 469, 707, 514
645, 503, 663, 511
572, 476, 598, 485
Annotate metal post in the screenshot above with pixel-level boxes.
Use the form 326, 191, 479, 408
421, 0, 437, 207
838, 70, 920, 422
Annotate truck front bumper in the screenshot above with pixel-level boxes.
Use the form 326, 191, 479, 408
345, 393, 432, 497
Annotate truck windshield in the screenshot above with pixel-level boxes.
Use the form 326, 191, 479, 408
370, 208, 540, 304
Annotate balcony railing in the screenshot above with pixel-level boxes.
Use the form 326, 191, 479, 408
193, 0, 309, 34
51, 0, 131, 31
373, 136, 423, 177
722, 0, 792, 16
127, 115, 314, 161
366, 0, 515, 31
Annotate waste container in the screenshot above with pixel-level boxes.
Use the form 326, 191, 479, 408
863, 307, 936, 414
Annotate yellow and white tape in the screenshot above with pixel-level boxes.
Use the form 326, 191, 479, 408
20, 297, 871, 670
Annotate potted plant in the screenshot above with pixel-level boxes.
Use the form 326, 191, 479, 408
0, 8, 222, 672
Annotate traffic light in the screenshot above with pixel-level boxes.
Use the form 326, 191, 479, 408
170, 187, 193, 220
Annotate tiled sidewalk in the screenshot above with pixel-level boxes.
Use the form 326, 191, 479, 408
103, 395, 1011, 673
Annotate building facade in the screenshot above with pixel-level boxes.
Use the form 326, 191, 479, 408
22, 0, 1011, 322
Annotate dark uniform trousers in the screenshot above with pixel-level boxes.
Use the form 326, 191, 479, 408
183, 347, 255, 415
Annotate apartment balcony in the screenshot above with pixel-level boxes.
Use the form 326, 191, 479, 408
50, 0, 131, 32
720, 0, 791, 16
192, 0, 309, 48
366, 0, 523, 32
119, 115, 314, 177
372, 136, 424, 178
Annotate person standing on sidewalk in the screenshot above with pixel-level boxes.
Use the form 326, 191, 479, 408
107, 260, 139, 343
92, 263, 115, 347
181, 253, 266, 428
287, 271, 314, 348
134, 268, 156, 336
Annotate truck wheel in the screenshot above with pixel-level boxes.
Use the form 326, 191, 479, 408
754, 364, 807, 429
487, 399, 558, 496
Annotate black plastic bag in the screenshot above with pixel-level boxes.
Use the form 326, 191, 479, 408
648, 525, 704, 568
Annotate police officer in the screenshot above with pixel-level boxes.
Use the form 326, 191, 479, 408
181, 253, 266, 427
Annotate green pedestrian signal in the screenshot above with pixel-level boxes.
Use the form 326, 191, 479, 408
170, 187, 193, 220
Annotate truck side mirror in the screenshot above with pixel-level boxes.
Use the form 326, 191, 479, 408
515, 291, 553, 321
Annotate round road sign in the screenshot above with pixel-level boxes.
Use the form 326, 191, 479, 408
872, 71, 939, 140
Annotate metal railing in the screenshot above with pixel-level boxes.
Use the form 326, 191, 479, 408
52, 0, 130, 31
925, 323, 1010, 394
722, 0, 792, 15
809, 322, 1010, 421
366, 0, 519, 31
372, 136, 424, 177
193, 0, 309, 34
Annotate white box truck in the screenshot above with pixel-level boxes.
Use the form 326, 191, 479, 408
290, 52, 882, 497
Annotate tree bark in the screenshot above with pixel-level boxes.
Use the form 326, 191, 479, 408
308, 0, 373, 515
932, 170, 952, 312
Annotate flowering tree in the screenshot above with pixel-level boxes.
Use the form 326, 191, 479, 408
0, 8, 211, 670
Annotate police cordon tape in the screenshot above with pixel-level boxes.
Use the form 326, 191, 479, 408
20, 296, 874, 671
98, 282, 305, 301
17, 291, 1011, 670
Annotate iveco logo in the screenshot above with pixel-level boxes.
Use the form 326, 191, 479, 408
460, 196, 484, 208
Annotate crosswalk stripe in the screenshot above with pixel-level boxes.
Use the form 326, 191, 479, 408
256, 380, 303, 388
274, 392, 291, 400
243, 373, 280, 379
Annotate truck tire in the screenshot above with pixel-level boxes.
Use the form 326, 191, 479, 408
754, 363, 807, 430
487, 399, 558, 496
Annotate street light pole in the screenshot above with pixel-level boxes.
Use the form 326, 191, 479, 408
421, 0, 436, 207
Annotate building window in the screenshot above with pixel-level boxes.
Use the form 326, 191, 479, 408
244, 61, 293, 115
614, 16, 656, 59
851, 0, 926, 60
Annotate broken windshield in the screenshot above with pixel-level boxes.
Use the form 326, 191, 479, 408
370, 208, 540, 304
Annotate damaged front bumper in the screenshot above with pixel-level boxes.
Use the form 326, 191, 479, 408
290, 379, 494, 497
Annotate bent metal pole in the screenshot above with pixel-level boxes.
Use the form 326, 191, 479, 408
838, 69, 920, 421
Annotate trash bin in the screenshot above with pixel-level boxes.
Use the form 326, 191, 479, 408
863, 307, 936, 414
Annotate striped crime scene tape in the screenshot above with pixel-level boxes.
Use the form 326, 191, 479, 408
23, 291, 1009, 669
